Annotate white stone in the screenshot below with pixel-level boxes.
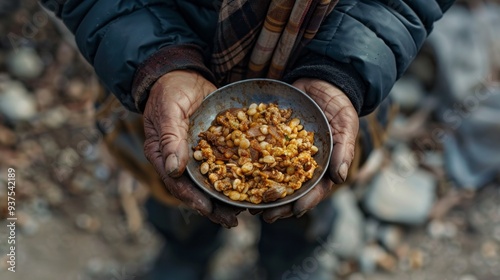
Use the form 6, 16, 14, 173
362, 166, 436, 225
7, 48, 44, 79
329, 187, 364, 259
0, 80, 37, 121
358, 245, 385, 274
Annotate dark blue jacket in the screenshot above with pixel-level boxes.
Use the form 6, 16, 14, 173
42, 0, 454, 115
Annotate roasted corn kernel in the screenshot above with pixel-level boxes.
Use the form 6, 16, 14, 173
193, 103, 318, 204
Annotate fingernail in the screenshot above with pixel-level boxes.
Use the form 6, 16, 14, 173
296, 210, 308, 218
338, 162, 348, 182
165, 154, 179, 176
268, 216, 280, 223
249, 209, 263, 216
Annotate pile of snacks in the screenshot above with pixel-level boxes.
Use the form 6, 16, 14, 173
193, 103, 318, 204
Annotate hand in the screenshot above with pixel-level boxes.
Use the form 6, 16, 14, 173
259, 78, 359, 223
143, 70, 242, 228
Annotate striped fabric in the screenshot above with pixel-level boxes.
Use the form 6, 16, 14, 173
211, 0, 338, 84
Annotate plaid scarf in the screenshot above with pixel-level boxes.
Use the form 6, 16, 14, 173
211, 0, 338, 85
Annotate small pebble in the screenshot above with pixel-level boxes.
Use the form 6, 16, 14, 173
35, 88, 55, 108
71, 173, 97, 193
75, 214, 101, 233
94, 163, 111, 181
6, 47, 44, 79
17, 211, 39, 235
395, 243, 410, 259
65, 79, 87, 101
58, 147, 81, 168
336, 261, 354, 277
481, 241, 498, 259
409, 249, 425, 269
86, 257, 105, 275
0, 255, 10, 270
83, 144, 101, 161
39, 136, 60, 158
0, 125, 16, 146
41, 107, 70, 129
428, 219, 457, 239
377, 225, 402, 251
56, 42, 75, 65
0, 80, 37, 121
358, 244, 384, 274
30, 198, 51, 216
45, 186, 64, 206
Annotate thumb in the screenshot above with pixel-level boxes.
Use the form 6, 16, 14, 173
147, 71, 216, 178
146, 86, 191, 178
158, 101, 190, 178
292, 78, 359, 184
326, 100, 358, 184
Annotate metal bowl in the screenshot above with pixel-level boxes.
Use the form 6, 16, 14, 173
186, 79, 332, 209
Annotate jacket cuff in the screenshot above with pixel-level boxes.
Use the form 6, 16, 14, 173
284, 53, 367, 115
132, 44, 215, 113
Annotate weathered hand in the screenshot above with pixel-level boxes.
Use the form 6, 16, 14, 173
143, 70, 242, 228
259, 78, 359, 223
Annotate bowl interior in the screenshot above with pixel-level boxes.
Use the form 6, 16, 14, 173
186, 79, 332, 209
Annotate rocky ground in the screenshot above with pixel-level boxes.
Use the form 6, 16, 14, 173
1, 1, 500, 280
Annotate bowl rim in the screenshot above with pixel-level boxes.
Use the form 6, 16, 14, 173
186, 78, 333, 209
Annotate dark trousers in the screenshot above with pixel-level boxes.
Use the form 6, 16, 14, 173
144, 196, 337, 280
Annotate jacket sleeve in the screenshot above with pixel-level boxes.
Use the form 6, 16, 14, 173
40, 0, 214, 113
284, 0, 455, 116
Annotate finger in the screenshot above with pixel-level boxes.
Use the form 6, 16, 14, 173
206, 203, 243, 228
327, 107, 358, 184
262, 204, 293, 223
153, 94, 191, 178
168, 175, 214, 216
149, 73, 215, 178
143, 126, 213, 215
292, 177, 334, 217
292, 81, 306, 92
248, 208, 263, 215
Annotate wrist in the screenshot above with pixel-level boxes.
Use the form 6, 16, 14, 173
294, 78, 355, 112
147, 70, 216, 112
151, 70, 205, 93
132, 44, 215, 113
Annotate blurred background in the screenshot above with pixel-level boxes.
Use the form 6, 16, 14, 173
0, 0, 499, 279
